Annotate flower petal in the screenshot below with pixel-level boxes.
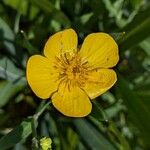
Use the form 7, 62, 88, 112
79, 33, 119, 68
44, 29, 78, 59
52, 82, 92, 117
83, 69, 117, 99
27, 55, 59, 99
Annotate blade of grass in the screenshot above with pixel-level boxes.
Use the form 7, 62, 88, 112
73, 119, 117, 150
119, 7, 150, 50
116, 74, 150, 149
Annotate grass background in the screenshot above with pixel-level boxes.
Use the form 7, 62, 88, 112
0, 0, 150, 149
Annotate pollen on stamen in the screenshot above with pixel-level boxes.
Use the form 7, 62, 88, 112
53, 52, 91, 89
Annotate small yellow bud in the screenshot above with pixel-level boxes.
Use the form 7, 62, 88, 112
40, 137, 52, 150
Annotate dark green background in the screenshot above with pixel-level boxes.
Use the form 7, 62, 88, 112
0, 0, 150, 150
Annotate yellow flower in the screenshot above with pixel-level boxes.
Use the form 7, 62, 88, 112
27, 29, 119, 117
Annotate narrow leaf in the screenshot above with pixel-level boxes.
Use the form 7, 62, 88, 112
73, 119, 116, 150
0, 119, 32, 150
0, 80, 26, 107
0, 17, 15, 56
119, 7, 150, 50
116, 74, 150, 149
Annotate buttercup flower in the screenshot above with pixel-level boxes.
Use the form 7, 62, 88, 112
27, 29, 119, 117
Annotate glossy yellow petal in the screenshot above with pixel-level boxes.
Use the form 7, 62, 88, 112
52, 82, 92, 117
79, 33, 119, 68
83, 69, 117, 99
44, 29, 78, 59
26, 55, 59, 99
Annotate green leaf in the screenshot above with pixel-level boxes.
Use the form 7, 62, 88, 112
140, 37, 150, 56
116, 74, 150, 149
102, 0, 132, 27
3, 0, 39, 20
28, 0, 70, 27
73, 119, 116, 150
119, 7, 150, 50
108, 123, 131, 150
3, 0, 28, 15
28, 0, 55, 13
90, 102, 131, 150
67, 128, 78, 150
90, 101, 108, 123
0, 17, 15, 56
0, 119, 32, 150
0, 57, 26, 107
0, 80, 26, 107
0, 57, 24, 81
105, 101, 125, 119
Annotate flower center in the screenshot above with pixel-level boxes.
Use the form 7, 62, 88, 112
54, 52, 89, 87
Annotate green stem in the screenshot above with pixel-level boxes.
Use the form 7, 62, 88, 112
31, 118, 38, 150
34, 101, 51, 120
31, 101, 51, 149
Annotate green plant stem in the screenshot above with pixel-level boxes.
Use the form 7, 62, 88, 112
31, 119, 38, 150
34, 101, 51, 120
31, 101, 51, 149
